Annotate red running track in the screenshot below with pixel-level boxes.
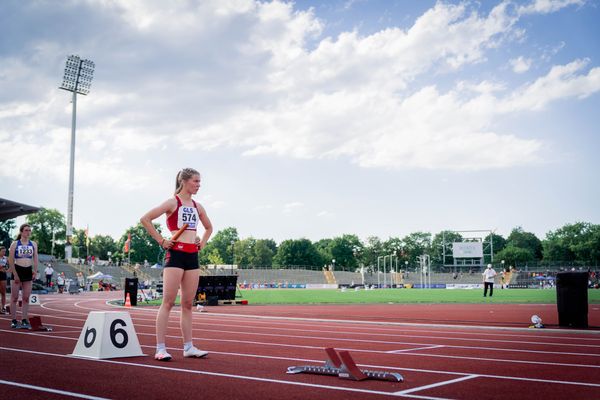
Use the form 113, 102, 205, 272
1, 291, 599, 400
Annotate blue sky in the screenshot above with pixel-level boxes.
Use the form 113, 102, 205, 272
1, 0, 599, 243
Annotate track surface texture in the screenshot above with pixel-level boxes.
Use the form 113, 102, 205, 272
2, 291, 599, 400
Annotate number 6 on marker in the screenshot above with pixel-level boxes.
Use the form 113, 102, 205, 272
110, 319, 129, 348
71, 311, 145, 359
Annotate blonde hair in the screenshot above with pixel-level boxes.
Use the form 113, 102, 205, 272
174, 168, 200, 195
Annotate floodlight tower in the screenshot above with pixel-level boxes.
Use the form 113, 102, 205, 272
59, 55, 95, 259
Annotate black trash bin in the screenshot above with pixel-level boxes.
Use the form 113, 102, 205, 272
556, 272, 588, 328
125, 277, 138, 306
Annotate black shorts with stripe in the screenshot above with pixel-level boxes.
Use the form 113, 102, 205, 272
164, 249, 199, 271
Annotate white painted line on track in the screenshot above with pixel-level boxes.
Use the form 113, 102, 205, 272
184, 311, 600, 336
388, 345, 445, 354
2, 329, 600, 388
12, 308, 600, 368
394, 375, 480, 395
0, 379, 110, 400
0, 347, 439, 400
45, 298, 600, 344
66, 300, 600, 347
33, 303, 600, 355
21, 310, 600, 363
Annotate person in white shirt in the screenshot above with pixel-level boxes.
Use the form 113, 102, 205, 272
482, 264, 497, 297
44, 264, 54, 287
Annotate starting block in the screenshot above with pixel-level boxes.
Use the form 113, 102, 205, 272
30, 316, 53, 331
287, 348, 403, 382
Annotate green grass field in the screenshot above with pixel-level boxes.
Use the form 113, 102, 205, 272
140, 288, 600, 306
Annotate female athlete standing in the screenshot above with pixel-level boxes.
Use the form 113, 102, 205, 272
7, 224, 38, 329
0, 246, 8, 314
141, 168, 213, 361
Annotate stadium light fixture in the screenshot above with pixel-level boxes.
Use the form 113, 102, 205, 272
59, 55, 95, 260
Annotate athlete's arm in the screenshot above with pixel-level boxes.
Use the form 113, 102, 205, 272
195, 203, 213, 250
7, 241, 18, 283
140, 199, 177, 248
32, 241, 39, 276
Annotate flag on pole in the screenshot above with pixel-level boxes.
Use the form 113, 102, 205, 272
124, 233, 131, 253
85, 225, 89, 248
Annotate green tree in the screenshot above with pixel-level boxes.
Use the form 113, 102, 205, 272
71, 228, 87, 259
208, 227, 239, 265
431, 231, 462, 265
273, 238, 321, 268
252, 239, 276, 266
234, 238, 256, 267
314, 238, 333, 266
506, 227, 543, 260
362, 236, 384, 270
0, 219, 16, 249
495, 245, 535, 265
329, 234, 362, 271
26, 208, 66, 258
117, 223, 163, 264
89, 234, 118, 260
401, 232, 432, 263
543, 222, 600, 263
486, 233, 507, 256
204, 248, 224, 265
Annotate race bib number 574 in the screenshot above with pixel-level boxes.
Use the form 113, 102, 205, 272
178, 206, 198, 229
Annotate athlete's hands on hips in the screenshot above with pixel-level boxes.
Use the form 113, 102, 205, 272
195, 236, 204, 250
161, 239, 173, 249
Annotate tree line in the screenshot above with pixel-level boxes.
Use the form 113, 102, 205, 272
1, 208, 599, 269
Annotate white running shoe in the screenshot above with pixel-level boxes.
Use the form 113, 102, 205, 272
183, 346, 208, 358
154, 349, 172, 361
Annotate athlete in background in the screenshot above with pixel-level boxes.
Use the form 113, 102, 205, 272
7, 224, 38, 329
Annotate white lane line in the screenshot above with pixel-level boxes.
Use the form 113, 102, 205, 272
49, 301, 600, 350
44, 299, 600, 346
2, 330, 600, 388
31, 305, 600, 359
0, 347, 438, 400
175, 310, 600, 336
395, 375, 479, 395
0, 379, 110, 400
9, 313, 600, 369
388, 346, 445, 354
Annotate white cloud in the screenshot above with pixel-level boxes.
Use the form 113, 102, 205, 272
0, 0, 598, 186
518, 0, 585, 15
510, 56, 532, 73
317, 210, 334, 217
501, 59, 600, 111
283, 202, 304, 213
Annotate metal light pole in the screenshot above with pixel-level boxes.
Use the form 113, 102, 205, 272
59, 55, 95, 260
377, 256, 383, 288
230, 240, 235, 275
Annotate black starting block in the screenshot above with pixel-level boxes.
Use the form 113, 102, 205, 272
29, 316, 53, 331
287, 348, 403, 382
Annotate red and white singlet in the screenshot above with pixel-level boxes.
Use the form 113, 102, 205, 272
166, 195, 200, 232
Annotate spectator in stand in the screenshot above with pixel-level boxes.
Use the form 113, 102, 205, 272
0, 246, 8, 314
482, 264, 497, 297
77, 272, 85, 290
44, 263, 54, 287
57, 272, 65, 293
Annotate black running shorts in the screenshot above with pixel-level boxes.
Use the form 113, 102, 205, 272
14, 266, 33, 282
164, 249, 199, 270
